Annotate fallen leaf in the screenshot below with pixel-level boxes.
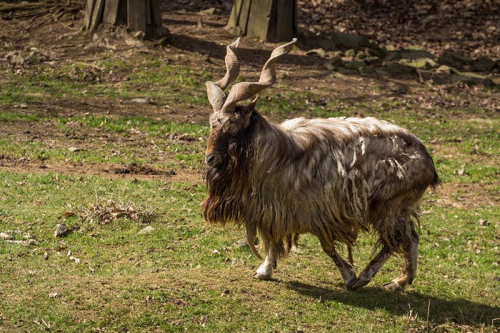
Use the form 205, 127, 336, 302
479, 219, 489, 226
64, 212, 75, 218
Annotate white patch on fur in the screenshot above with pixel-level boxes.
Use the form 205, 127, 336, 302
390, 136, 399, 153
336, 156, 346, 177
393, 158, 405, 179
359, 137, 366, 155
281, 117, 305, 129
350, 145, 357, 168
406, 152, 422, 160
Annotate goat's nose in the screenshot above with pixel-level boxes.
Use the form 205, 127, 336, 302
205, 153, 219, 167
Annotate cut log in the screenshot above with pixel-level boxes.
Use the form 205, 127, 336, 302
150, 0, 162, 28
227, 0, 251, 36
103, 0, 120, 25
227, 0, 242, 29
84, 0, 96, 30
227, 0, 296, 42
127, 0, 146, 32
145, 0, 151, 25
84, 0, 166, 39
275, 0, 296, 41
117, 0, 127, 25
246, 0, 273, 41
239, 0, 252, 36
89, 0, 105, 33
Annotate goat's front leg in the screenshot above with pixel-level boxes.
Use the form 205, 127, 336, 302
254, 244, 277, 280
321, 242, 357, 287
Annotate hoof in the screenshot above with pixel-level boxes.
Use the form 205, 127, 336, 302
383, 280, 405, 291
345, 276, 357, 289
253, 272, 272, 280
346, 276, 370, 291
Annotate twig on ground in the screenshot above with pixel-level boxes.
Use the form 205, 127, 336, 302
426, 299, 431, 332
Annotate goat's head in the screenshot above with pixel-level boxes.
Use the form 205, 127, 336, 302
204, 38, 296, 168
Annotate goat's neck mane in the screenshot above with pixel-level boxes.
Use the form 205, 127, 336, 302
203, 111, 275, 225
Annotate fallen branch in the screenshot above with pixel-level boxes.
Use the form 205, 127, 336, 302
22, 3, 84, 30
28, 15, 53, 30
6, 7, 58, 19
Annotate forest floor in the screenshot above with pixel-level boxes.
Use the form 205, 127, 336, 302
0, 1, 499, 332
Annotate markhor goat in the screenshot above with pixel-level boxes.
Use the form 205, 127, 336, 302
202, 38, 439, 290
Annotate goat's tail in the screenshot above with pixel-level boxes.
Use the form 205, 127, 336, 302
431, 170, 441, 189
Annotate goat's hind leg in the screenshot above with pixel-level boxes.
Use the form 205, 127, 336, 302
321, 243, 357, 287
383, 227, 419, 291
347, 246, 391, 290
349, 219, 420, 291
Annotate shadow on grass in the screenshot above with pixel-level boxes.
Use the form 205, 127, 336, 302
168, 33, 496, 90
287, 281, 500, 328
168, 33, 325, 71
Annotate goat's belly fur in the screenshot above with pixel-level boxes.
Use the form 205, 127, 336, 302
204, 115, 438, 257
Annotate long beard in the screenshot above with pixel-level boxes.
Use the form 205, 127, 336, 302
203, 129, 255, 225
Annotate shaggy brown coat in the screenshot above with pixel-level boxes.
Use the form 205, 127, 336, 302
202, 39, 439, 290
203, 112, 439, 258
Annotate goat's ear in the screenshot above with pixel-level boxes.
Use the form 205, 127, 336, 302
245, 97, 258, 114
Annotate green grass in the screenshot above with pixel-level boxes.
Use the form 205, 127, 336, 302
0, 113, 208, 169
2, 95, 498, 182
0, 171, 498, 332
0, 54, 211, 106
1, 45, 499, 332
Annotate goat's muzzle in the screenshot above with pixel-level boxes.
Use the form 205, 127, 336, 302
205, 152, 222, 167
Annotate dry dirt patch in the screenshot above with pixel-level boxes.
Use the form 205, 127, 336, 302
0, 156, 203, 183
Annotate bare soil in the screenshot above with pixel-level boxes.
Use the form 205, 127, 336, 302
0, 155, 203, 183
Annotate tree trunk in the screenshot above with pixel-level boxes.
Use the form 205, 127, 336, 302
84, 0, 168, 39
227, 0, 297, 42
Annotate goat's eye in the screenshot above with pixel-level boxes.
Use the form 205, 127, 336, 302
228, 123, 238, 132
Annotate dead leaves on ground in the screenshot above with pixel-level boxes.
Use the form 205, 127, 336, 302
68, 199, 156, 225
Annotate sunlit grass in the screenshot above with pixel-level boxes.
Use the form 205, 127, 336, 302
0, 171, 498, 331
0, 42, 498, 332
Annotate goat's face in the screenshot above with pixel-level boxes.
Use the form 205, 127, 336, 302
204, 38, 296, 168
205, 102, 255, 168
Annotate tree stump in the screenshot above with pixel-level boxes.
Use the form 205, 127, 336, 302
227, 0, 297, 42
84, 0, 168, 39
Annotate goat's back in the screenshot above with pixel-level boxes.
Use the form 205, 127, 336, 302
261, 116, 438, 231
